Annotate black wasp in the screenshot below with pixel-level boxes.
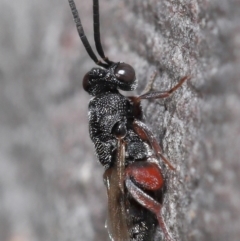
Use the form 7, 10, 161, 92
67, 0, 188, 240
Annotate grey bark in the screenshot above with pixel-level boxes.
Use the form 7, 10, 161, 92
0, 0, 240, 241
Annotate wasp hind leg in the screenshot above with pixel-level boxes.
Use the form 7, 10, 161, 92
125, 161, 175, 241
132, 119, 175, 170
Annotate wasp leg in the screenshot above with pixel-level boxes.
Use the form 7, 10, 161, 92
129, 76, 189, 104
125, 161, 175, 241
138, 75, 190, 100
132, 119, 175, 170
140, 70, 158, 95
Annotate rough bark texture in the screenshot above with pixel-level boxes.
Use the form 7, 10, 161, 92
0, 0, 240, 241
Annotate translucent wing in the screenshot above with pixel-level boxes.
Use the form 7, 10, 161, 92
103, 139, 129, 241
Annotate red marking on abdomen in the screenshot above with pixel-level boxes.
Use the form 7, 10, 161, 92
125, 162, 164, 191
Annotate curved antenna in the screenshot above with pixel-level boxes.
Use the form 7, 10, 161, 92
93, 0, 113, 65
68, 0, 108, 68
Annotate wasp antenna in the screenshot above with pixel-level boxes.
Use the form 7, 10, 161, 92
93, 0, 113, 65
68, 0, 108, 68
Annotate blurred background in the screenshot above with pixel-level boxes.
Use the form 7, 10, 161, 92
1, 0, 240, 241
0, 0, 114, 240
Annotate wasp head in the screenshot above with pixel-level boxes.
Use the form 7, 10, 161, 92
83, 62, 137, 96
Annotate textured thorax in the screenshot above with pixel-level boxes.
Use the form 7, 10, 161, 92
88, 92, 131, 167
88, 92, 147, 168
88, 92, 132, 135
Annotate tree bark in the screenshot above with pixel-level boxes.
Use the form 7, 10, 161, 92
0, 0, 240, 241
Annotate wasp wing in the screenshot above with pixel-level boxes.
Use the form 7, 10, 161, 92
103, 139, 129, 241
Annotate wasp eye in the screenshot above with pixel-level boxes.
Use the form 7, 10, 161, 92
83, 71, 90, 92
115, 63, 136, 84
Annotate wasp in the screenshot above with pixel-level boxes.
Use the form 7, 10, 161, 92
67, 0, 188, 240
